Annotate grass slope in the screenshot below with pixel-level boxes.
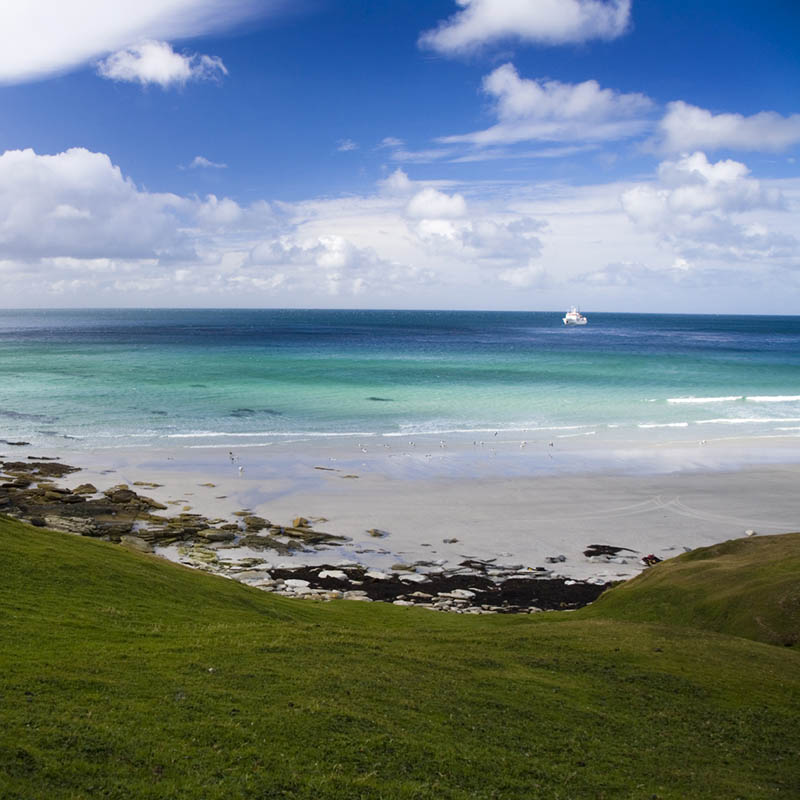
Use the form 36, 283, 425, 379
583, 533, 800, 647
1, 515, 799, 799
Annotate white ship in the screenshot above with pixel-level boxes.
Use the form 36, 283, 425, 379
562, 307, 587, 325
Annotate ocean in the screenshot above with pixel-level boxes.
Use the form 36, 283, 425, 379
2, 308, 800, 455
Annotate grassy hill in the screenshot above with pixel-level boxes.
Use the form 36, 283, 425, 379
582, 533, 800, 647
1, 514, 799, 799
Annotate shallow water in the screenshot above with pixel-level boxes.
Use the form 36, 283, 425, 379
2, 308, 799, 453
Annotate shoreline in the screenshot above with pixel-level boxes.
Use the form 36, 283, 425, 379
2, 435, 799, 607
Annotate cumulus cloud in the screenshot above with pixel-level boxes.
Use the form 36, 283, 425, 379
420, 0, 631, 54
247, 234, 431, 297
621, 151, 794, 260
0, 147, 184, 259
379, 168, 414, 195
655, 101, 800, 154
97, 40, 226, 88
406, 187, 467, 218
0, 147, 273, 266
7, 145, 795, 309
440, 64, 652, 146
0, 1, 279, 85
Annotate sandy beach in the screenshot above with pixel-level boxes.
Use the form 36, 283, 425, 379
30, 431, 800, 584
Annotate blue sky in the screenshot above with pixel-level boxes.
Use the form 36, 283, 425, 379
1, 0, 799, 312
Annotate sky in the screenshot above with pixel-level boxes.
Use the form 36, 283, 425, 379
1, 0, 799, 313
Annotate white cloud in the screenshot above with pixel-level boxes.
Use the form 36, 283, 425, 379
498, 263, 548, 288
4, 146, 798, 311
247, 234, 429, 297
391, 148, 455, 163
190, 155, 227, 169
621, 151, 794, 261
406, 187, 467, 218
379, 168, 414, 195
195, 194, 245, 228
0, 1, 279, 85
378, 137, 405, 149
336, 139, 359, 152
449, 144, 598, 163
97, 40, 226, 88
0, 147, 184, 259
440, 63, 652, 146
656, 101, 800, 154
420, 0, 631, 55
0, 147, 274, 265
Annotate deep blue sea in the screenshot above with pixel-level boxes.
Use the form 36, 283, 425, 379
2, 308, 800, 453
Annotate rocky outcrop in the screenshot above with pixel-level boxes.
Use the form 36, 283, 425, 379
1, 456, 613, 615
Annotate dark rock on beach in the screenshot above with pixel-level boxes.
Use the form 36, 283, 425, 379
583, 544, 637, 558
1, 456, 612, 615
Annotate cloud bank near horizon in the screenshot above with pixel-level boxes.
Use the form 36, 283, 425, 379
1, 147, 796, 310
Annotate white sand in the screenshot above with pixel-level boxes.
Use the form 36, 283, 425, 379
37, 432, 800, 582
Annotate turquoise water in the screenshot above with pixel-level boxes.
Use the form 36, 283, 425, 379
2, 308, 800, 452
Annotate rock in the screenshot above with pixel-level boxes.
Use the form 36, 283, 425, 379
197, 529, 236, 542
239, 535, 299, 556
243, 515, 269, 531
442, 537, 459, 544
391, 563, 416, 572
72, 483, 98, 495
545, 555, 567, 563
284, 579, 311, 589
108, 489, 137, 504
439, 589, 476, 600
398, 574, 429, 584
318, 570, 348, 581
583, 544, 636, 558
187, 547, 218, 564
366, 528, 389, 538
233, 570, 273, 583
120, 535, 154, 554
137, 495, 168, 510
343, 592, 372, 601
43, 515, 97, 535
292, 516, 311, 528
281, 527, 350, 544
364, 570, 392, 581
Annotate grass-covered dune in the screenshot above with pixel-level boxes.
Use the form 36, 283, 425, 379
1, 515, 799, 799
582, 533, 800, 647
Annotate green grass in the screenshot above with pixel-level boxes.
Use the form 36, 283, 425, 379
583, 533, 800, 646
1, 515, 799, 799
